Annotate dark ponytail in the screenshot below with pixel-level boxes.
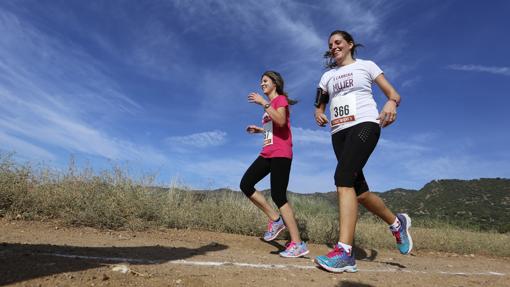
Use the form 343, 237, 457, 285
262, 71, 298, 105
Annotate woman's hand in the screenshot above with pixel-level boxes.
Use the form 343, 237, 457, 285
248, 92, 267, 106
377, 100, 397, 127
374, 74, 400, 128
246, 125, 264, 134
315, 110, 329, 127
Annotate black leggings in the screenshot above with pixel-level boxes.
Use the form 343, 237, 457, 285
332, 122, 380, 196
239, 156, 291, 208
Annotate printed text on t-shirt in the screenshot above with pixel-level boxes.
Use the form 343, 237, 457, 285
332, 73, 354, 93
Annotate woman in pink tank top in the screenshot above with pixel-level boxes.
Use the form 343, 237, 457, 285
239, 71, 309, 258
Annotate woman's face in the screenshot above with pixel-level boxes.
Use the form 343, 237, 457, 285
329, 34, 353, 63
260, 75, 276, 95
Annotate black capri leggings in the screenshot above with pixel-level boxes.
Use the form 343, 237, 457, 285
239, 156, 291, 208
332, 122, 380, 196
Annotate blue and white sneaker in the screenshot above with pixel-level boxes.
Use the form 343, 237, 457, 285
263, 217, 286, 241
391, 213, 413, 255
279, 241, 309, 258
315, 244, 357, 273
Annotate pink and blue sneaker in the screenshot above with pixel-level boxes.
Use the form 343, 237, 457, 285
315, 244, 357, 273
391, 213, 413, 255
263, 217, 286, 241
279, 241, 309, 258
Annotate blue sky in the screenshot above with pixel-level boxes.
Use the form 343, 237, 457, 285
1, 0, 509, 193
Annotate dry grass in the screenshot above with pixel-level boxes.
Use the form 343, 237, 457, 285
1, 153, 508, 256
354, 216, 510, 257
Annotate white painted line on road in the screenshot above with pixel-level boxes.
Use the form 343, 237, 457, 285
36, 252, 507, 277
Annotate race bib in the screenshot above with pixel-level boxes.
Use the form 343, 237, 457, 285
330, 94, 357, 127
263, 120, 273, 146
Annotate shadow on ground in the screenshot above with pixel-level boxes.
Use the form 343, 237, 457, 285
311, 243, 408, 270
325, 243, 379, 261
260, 238, 287, 254
337, 281, 375, 287
0, 242, 228, 286
261, 238, 379, 260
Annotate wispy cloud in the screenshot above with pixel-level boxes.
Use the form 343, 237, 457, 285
447, 64, 510, 76
0, 95, 166, 164
324, 1, 385, 39
172, 0, 323, 51
400, 76, 422, 88
292, 127, 330, 145
378, 137, 431, 154
0, 8, 166, 164
181, 157, 248, 190
162, 0, 404, 121
0, 131, 55, 161
166, 130, 227, 149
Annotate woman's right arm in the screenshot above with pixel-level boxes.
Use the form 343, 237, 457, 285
374, 74, 400, 128
314, 82, 330, 127
314, 103, 329, 127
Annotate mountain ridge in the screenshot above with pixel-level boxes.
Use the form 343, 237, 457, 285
192, 178, 510, 233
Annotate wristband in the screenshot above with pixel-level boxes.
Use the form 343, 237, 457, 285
389, 98, 400, 107
264, 103, 271, 109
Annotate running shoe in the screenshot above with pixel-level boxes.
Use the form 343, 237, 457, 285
263, 217, 286, 241
315, 244, 357, 273
391, 213, 413, 255
279, 241, 310, 258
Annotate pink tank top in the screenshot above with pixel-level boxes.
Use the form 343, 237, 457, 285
260, 95, 293, 159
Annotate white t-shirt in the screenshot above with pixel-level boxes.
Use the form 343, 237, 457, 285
318, 59, 383, 134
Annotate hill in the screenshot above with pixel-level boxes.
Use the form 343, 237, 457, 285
174, 178, 510, 233
304, 178, 510, 233
104, 179, 510, 233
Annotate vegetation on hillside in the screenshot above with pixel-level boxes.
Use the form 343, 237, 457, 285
1, 153, 509, 256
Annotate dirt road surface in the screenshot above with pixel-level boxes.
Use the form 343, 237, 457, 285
1, 219, 508, 286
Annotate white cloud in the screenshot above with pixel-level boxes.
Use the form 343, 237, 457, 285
0, 100, 166, 164
170, 0, 325, 65
166, 130, 227, 149
162, 0, 406, 124
324, 1, 385, 38
378, 137, 431, 154
0, 11, 141, 115
400, 76, 422, 88
172, 156, 251, 191
292, 127, 330, 145
0, 9, 167, 164
0, 131, 55, 161
447, 64, 510, 76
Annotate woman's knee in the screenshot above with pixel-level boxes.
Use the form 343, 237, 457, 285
271, 192, 287, 209
357, 191, 371, 203
239, 178, 255, 197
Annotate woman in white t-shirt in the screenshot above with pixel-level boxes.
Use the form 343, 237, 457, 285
313, 30, 413, 273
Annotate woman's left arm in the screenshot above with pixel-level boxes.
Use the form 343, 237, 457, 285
266, 106, 287, 127
375, 74, 401, 128
248, 93, 287, 127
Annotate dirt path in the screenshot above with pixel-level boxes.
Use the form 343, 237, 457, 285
1, 219, 508, 287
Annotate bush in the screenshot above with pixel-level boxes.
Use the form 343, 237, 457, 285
1, 153, 509, 256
